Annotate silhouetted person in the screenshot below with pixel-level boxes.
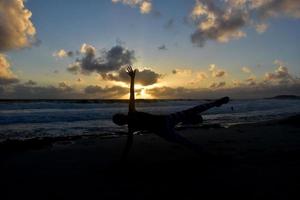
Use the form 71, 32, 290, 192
113, 66, 230, 159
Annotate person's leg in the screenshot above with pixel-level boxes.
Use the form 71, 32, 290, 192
121, 132, 134, 161
169, 97, 229, 125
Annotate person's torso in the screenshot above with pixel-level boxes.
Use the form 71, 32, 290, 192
128, 111, 169, 133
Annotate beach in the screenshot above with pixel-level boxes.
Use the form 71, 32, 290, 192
1, 116, 300, 200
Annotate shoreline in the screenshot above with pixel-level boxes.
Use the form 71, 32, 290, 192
0, 114, 299, 154
1, 115, 300, 199
1, 114, 298, 152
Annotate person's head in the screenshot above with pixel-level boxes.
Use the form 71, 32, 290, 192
112, 113, 128, 126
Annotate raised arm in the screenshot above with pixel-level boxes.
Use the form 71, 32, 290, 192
126, 66, 137, 112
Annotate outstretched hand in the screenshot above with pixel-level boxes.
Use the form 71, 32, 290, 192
126, 66, 137, 78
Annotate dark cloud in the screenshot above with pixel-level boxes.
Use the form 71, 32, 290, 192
84, 85, 128, 98
158, 45, 167, 50
0, 0, 36, 52
3, 84, 79, 99
152, 10, 162, 18
0, 83, 128, 99
190, 0, 248, 47
164, 19, 175, 29
69, 44, 136, 75
102, 68, 161, 86
209, 81, 226, 89
58, 82, 74, 92
256, 0, 300, 19
189, 0, 300, 47
147, 87, 192, 99
147, 83, 300, 99
25, 80, 37, 86
0, 77, 19, 85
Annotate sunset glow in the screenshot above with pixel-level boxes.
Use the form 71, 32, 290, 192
0, 0, 300, 99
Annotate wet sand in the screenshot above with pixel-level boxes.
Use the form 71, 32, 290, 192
1, 116, 300, 200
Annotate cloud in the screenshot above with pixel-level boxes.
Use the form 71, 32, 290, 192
0, 54, 19, 85
265, 65, 294, 84
102, 67, 161, 86
147, 83, 300, 99
1, 84, 79, 99
255, 23, 269, 33
147, 87, 191, 99
158, 44, 167, 50
140, 1, 152, 14
255, 0, 300, 19
0, 83, 129, 99
0, 0, 36, 52
242, 66, 251, 73
172, 69, 192, 76
84, 85, 128, 98
112, 0, 152, 14
79, 43, 96, 54
209, 64, 226, 78
24, 80, 37, 86
68, 44, 136, 75
190, 0, 247, 47
209, 81, 226, 89
196, 72, 208, 80
58, 82, 74, 92
164, 19, 175, 29
245, 76, 257, 86
189, 0, 300, 47
53, 49, 73, 58
170, 69, 208, 87
67, 63, 81, 75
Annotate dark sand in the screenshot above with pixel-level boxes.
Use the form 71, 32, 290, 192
1, 116, 300, 200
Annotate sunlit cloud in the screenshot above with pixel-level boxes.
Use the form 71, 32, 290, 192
245, 76, 257, 86
209, 64, 226, 78
112, 0, 152, 14
264, 62, 295, 85
53, 49, 73, 58
242, 66, 252, 74
189, 0, 300, 46
195, 72, 208, 81
0, 0, 37, 52
0, 54, 19, 85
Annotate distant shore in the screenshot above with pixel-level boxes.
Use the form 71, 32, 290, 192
1, 115, 300, 199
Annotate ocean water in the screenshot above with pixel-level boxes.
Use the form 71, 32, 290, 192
0, 99, 300, 141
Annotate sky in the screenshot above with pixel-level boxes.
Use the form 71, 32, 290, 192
0, 0, 300, 99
